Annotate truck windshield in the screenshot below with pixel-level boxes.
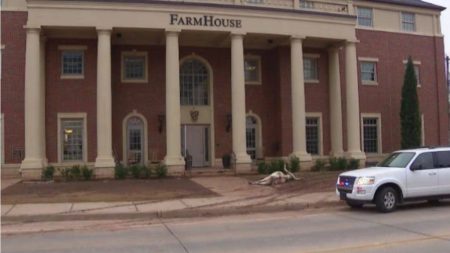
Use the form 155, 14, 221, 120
378, 152, 415, 168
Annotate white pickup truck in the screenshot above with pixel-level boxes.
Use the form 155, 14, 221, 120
336, 147, 450, 212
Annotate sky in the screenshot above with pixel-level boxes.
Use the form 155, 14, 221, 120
424, 0, 450, 55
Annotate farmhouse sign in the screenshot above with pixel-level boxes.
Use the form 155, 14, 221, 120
170, 14, 242, 28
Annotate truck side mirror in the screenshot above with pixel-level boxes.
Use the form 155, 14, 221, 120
410, 164, 422, 171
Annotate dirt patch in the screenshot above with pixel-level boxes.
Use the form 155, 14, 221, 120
1, 178, 219, 204
244, 171, 342, 194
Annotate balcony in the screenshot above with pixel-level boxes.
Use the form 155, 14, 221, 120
162, 0, 354, 15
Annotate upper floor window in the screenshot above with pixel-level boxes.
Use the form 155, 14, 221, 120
180, 59, 209, 106
304, 57, 318, 82
402, 12, 416, 32
62, 51, 84, 78
299, 0, 314, 9
245, 56, 262, 84
122, 52, 148, 83
360, 61, 377, 84
403, 61, 421, 86
357, 7, 373, 27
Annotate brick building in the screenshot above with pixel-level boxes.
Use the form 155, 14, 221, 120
1, 0, 448, 179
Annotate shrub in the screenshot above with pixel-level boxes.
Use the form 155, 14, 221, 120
81, 165, 94, 180
70, 165, 82, 180
257, 161, 267, 174
130, 165, 142, 179
42, 166, 55, 181
154, 164, 168, 178
115, 164, 128, 179
347, 159, 360, 170
311, 159, 326, 172
337, 157, 348, 171
268, 159, 285, 174
287, 156, 300, 172
140, 165, 152, 179
328, 157, 340, 171
58, 167, 72, 181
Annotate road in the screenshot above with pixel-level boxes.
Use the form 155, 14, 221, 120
2, 202, 450, 253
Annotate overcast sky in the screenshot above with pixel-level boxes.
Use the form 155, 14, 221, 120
424, 0, 450, 55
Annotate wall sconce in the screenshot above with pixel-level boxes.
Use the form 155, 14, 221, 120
158, 114, 165, 133
226, 113, 232, 133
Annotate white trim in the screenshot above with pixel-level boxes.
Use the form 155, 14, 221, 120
402, 60, 421, 65
1, 113, 4, 165
1, 45, 5, 50
57, 113, 88, 164
60, 49, 85, 79
246, 110, 263, 159
179, 54, 216, 166
358, 57, 379, 62
360, 113, 383, 156
57, 45, 88, 51
244, 54, 262, 85
121, 51, 149, 83
122, 110, 149, 166
305, 112, 323, 156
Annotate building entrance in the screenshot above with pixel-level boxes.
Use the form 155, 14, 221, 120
181, 125, 210, 167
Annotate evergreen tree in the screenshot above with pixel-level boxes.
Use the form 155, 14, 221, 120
400, 57, 421, 149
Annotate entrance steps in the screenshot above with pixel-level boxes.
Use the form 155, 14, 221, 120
185, 167, 236, 177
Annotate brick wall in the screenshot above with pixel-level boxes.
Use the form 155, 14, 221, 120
1, 11, 27, 164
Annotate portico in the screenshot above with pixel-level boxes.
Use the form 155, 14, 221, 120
19, 0, 366, 179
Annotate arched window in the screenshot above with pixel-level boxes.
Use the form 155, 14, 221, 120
246, 116, 258, 160
126, 116, 144, 165
180, 59, 209, 106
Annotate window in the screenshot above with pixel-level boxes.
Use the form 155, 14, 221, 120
62, 51, 84, 77
122, 52, 148, 82
402, 12, 416, 32
180, 59, 209, 106
403, 62, 421, 86
306, 117, 320, 155
299, 0, 314, 9
435, 151, 450, 168
411, 153, 434, 170
245, 0, 263, 3
360, 61, 377, 84
357, 7, 373, 27
246, 116, 257, 160
127, 117, 144, 165
244, 56, 261, 84
61, 119, 84, 162
362, 117, 379, 154
304, 57, 318, 82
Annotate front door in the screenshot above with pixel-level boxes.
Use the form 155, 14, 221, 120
406, 152, 439, 198
182, 125, 209, 167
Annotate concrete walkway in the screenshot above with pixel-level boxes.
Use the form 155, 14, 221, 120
1, 177, 340, 221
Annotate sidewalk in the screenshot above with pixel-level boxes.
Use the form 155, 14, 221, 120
1, 176, 341, 222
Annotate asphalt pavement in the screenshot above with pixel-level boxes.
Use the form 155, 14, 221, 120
2, 201, 450, 253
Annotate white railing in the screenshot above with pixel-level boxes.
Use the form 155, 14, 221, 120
162, 0, 353, 15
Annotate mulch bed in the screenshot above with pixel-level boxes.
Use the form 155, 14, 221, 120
1, 178, 218, 204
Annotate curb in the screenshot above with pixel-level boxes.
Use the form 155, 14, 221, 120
1, 200, 343, 223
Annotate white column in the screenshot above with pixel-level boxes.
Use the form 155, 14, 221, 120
328, 46, 344, 157
95, 29, 115, 172
345, 41, 366, 160
290, 36, 311, 161
231, 33, 251, 165
163, 31, 184, 169
20, 27, 46, 179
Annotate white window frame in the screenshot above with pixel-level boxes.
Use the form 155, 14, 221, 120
360, 113, 382, 155
304, 54, 320, 84
357, 7, 373, 27
57, 113, 88, 164
244, 55, 262, 85
246, 111, 263, 159
403, 60, 421, 87
122, 110, 149, 166
359, 57, 379, 85
305, 112, 323, 156
121, 51, 148, 83
401, 12, 416, 32
59, 45, 87, 79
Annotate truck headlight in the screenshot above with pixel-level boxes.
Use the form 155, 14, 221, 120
356, 177, 375, 186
